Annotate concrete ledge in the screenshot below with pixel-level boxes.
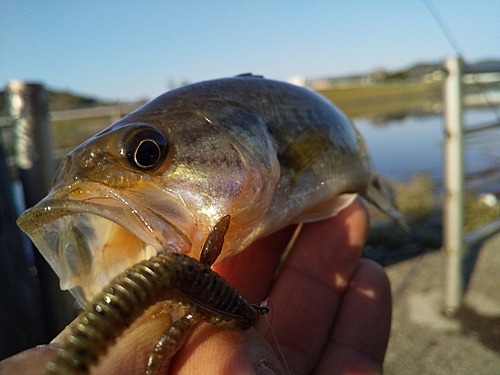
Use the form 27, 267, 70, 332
383, 233, 500, 374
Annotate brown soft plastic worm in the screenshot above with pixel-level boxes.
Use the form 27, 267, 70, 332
45, 216, 260, 375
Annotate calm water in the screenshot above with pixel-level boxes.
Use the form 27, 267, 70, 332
354, 107, 500, 183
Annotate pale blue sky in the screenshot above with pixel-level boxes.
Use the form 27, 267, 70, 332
1, 1, 498, 101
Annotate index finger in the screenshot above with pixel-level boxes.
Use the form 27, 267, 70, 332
214, 199, 371, 372
254, 198, 370, 374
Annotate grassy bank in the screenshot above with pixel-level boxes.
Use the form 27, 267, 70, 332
365, 172, 500, 265
316, 81, 442, 118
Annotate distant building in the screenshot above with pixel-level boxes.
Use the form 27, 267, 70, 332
287, 75, 306, 87
369, 69, 389, 81
423, 70, 444, 83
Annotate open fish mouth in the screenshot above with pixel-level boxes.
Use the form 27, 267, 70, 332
17, 184, 191, 307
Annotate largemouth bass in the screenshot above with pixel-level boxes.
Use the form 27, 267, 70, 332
17, 75, 400, 307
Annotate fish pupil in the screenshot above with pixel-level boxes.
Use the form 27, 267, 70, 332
134, 140, 161, 168
124, 124, 168, 171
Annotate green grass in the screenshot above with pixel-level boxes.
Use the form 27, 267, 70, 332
52, 117, 111, 150
316, 81, 442, 118
368, 172, 500, 244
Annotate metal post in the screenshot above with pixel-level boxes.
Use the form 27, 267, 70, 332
7, 81, 78, 340
442, 57, 465, 317
7, 81, 55, 204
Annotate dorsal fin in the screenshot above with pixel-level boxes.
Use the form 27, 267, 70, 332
235, 73, 264, 78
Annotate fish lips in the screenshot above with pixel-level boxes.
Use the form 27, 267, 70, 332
17, 183, 191, 307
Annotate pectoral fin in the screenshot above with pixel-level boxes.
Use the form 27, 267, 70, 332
280, 125, 330, 178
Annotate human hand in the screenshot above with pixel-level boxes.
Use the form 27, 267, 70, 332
0, 198, 391, 374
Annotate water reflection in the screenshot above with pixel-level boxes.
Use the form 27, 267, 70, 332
354, 107, 500, 183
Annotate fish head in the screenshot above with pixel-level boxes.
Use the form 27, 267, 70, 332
17, 121, 190, 306
17, 99, 279, 306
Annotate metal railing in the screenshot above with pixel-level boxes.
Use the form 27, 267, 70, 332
442, 56, 500, 316
0, 101, 143, 128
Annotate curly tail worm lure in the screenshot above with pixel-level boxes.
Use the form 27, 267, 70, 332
45, 215, 266, 375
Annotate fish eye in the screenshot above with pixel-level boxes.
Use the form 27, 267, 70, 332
124, 125, 168, 170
